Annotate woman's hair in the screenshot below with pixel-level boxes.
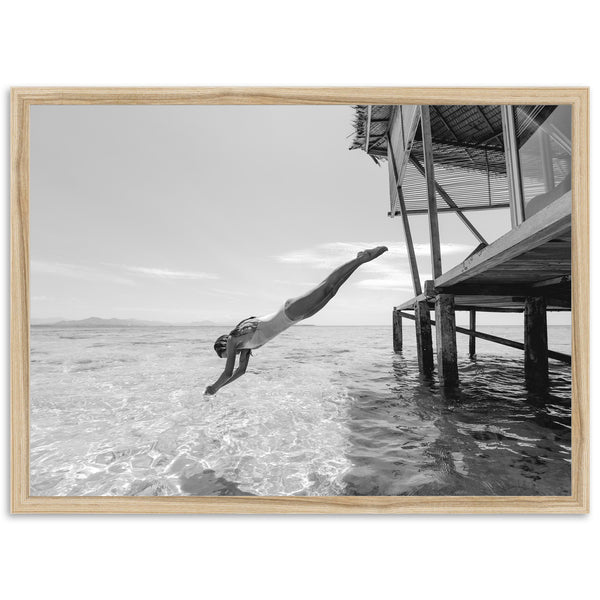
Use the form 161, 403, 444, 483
213, 334, 229, 358
213, 316, 257, 358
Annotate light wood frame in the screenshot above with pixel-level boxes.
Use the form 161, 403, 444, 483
11, 87, 589, 514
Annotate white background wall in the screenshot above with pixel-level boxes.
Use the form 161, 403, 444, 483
1, 2, 596, 599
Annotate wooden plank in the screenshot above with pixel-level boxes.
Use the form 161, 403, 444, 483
420, 105, 443, 278
571, 85, 590, 514
10, 88, 30, 515
9, 86, 589, 107
397, 311, 571, 363
469, 310, 476, 358
435, 294, 459, 386
453, 306, 526, 314
393, 309, 403, 353
434, 193, 571, 289
396, 294, 427, 310
524, 297, 549, 383
437, 282, 571, 297
415, 300, 434, 374
456, 305, 569, 313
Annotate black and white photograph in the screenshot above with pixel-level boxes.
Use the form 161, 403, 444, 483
29, 102, 572, 498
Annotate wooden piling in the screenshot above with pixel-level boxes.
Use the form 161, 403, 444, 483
435, 294, 459, 387
469, 309, 476, 358
414, 301, 434, 374
392, 309, 403, 353
524, 296, 549, 384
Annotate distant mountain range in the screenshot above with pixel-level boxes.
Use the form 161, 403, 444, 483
31, 317, 227, 328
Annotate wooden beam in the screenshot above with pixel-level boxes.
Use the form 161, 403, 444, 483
481, 131, 503, 146
531, 275, 571, 288
397, 310, 571, 364
388, 134, 422, 296
364, 105, 372, 152
396, 294, 427, 310
409, 156, 488, 246
420, 105, 443, 279
524, 297, 549, 383
501, 105, 526, 227
435, 294, 459, 386
465, 242, 489, 260
434, 193, 571, 289
389, 203, 511, 216
398, 188, 422, 297
474, 106, 496, 135
436, 283, 571, 297
540, 130, 555, 191
415, 300, 434, 374
453, 306, 526, 313
430, 105, 478, 165
393, 309, 403, 353
469, 310, 476, 358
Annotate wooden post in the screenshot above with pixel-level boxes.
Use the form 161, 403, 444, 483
501, 105, 526, 228
414, 301, 434, 374
469, 309, 476, 358
539, 131, 555, 192
387, 136, 422, 296
524, 297, 549, 384
435, 294, 459, 387
397, 188, 422, 296
420, 105, 443, 279
393, 309, 403, 353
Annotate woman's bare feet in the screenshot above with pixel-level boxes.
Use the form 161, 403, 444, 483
357, 246, 388, 262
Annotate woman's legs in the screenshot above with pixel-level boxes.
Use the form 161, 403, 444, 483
284, 246, 388, 321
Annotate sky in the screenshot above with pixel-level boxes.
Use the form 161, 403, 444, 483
30, 105, 569, 326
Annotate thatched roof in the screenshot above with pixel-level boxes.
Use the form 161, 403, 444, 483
349, 105, 395, 164
350, 104, 558, 170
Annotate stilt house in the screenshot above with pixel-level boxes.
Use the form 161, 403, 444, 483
351, 104, 572, 386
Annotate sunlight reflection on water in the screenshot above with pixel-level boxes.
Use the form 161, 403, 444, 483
30, 325, 571, 496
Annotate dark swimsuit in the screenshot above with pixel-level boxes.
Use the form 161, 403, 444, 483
230, 317, 259, 339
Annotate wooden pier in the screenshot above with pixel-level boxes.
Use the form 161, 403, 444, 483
352, 103, 572, 387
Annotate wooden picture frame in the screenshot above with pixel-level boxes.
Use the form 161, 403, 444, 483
11, 87, 589, 514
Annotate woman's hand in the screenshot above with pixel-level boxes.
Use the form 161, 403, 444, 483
204, 385, 217, 396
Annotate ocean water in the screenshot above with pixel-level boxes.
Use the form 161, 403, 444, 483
30, 325, 571, 496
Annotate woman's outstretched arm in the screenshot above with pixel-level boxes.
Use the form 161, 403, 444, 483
220, 350, 251, 388
204, 339, 251, 395
205, 335, 237, 395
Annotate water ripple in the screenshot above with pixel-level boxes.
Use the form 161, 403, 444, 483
30, 325, 571, 496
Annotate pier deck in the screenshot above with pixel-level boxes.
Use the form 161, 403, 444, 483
397, 192, 571, 314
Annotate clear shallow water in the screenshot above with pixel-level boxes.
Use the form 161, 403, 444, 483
30, 325, 571, 496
